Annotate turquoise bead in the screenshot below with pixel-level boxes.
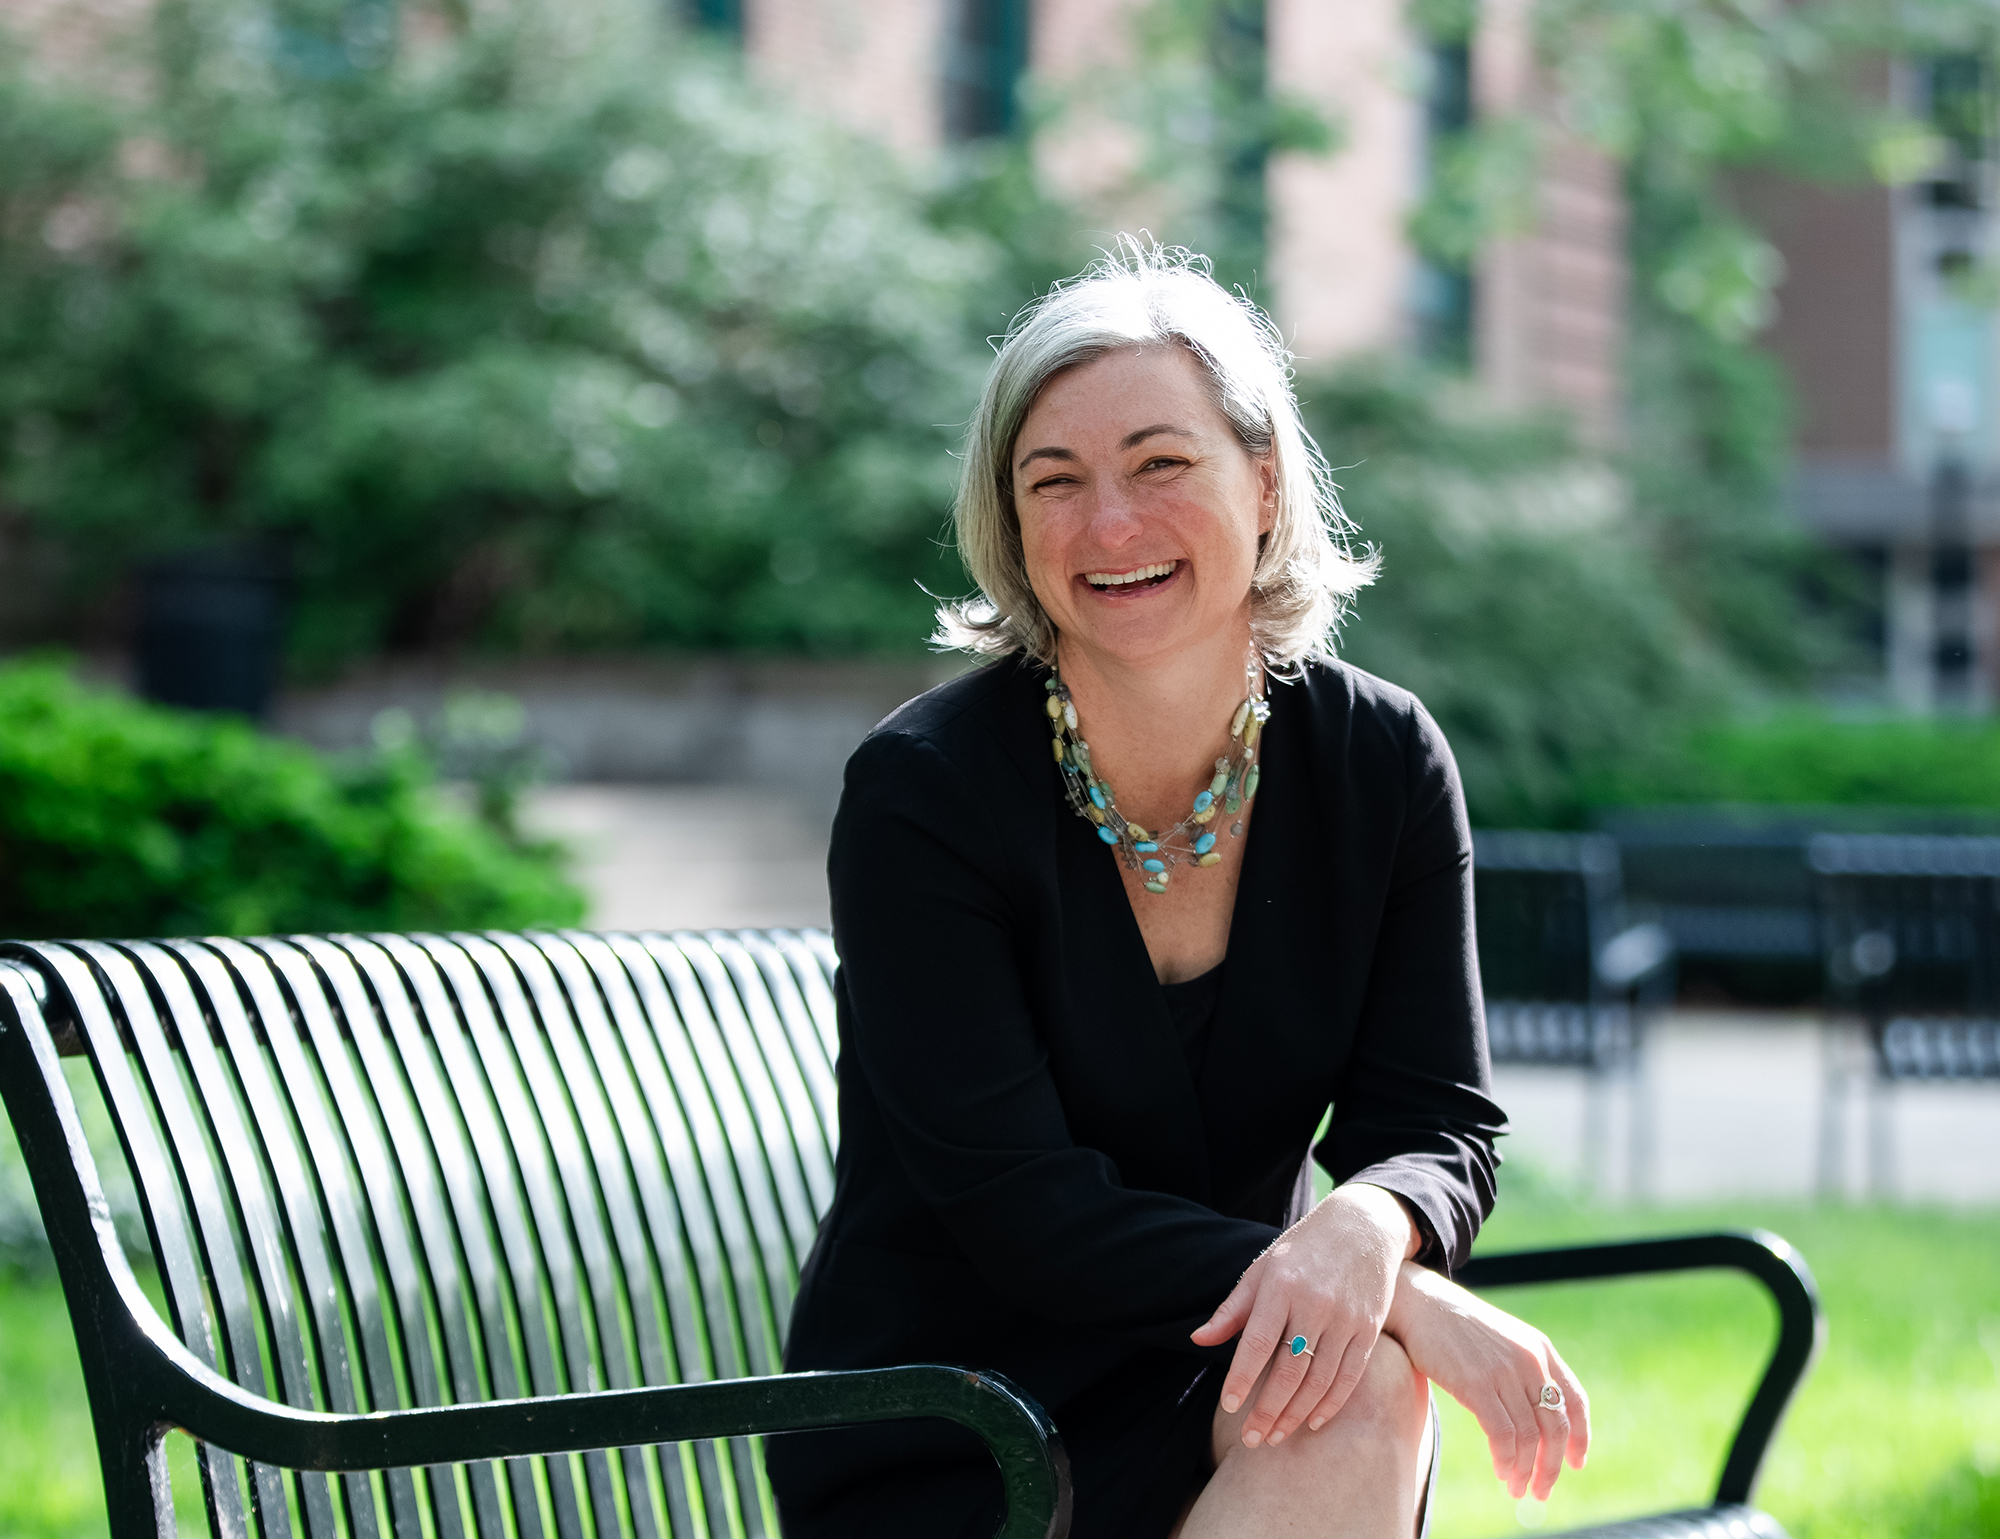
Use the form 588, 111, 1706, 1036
1194, 832, 1216, 854
1142, 858, 1165, 873
1133, 840, 1158, 853
1097, 826, 1119, 845
1289, 1335, 1308, 1357
1089, 785, 1105, 810
1194, 790, 1214, 812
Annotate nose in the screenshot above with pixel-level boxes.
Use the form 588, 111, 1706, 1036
1081, 480, 1145, 552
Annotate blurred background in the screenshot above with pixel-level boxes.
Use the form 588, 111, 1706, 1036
0, 0, 1997, 1535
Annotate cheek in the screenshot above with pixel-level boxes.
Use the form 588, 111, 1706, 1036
1014, 504, 1068, 601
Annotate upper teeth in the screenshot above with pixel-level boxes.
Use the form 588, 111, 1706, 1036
1086, 561, 1176, 587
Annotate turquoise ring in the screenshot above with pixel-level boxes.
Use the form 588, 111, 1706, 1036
1288, 1334, 1313, 1359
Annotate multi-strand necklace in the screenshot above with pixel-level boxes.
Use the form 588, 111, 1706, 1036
1045, 657, 1269, 894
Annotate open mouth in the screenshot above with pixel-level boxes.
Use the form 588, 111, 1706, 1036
1082, 560, 1180, 594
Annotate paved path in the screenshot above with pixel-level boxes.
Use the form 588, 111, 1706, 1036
527, 785, 2000, 1205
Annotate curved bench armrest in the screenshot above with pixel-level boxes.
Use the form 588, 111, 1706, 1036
162, 1361, 1070, 1539
1458, 1230, 1823, 1507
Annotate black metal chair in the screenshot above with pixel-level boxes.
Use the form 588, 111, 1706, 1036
0, 930, 1816, 1539
1474, 833, 1676, 1195
1809, 835, 2000, 1193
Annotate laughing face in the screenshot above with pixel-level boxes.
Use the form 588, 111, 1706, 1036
1010, 343, 1275, 672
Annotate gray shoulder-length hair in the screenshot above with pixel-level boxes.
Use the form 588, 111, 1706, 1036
933, 239, 1377, 674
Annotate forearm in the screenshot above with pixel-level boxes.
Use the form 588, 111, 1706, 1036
1337, 1181, 1425, 1263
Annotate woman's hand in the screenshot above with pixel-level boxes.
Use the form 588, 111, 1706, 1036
1190, 1183, 1418, 1448
1384, 1260, 1590, 1501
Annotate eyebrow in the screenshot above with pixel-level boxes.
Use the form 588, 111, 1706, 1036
1014, 424, 1194, 473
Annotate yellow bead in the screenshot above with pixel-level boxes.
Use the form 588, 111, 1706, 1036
1126, 824, 1147, 841
1243, 715, 1261, 749
1193, 806, 1215, 824
1087, 805, 1105, 824
1197, 852, 1222, 867
1051, 737, 1065, 762
1046, 695, 1063, 720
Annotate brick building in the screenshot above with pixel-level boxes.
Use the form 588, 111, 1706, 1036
733, 2, 2000, 708
714, 0, 1627, 444
1759, 58, 2000, 710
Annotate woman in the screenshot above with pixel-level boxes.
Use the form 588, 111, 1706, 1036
767, 243, 1590, 1538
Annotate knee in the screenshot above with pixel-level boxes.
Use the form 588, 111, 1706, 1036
1335, 1332, 1428, 1443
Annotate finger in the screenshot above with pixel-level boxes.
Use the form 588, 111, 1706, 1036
1219, 1293, 1290, 1417
1191, 1267, 1259, 1347
1549, 1352, 1591, 1470
1510, 1383, 1542, 1498
1529, 1394, 1569, 1501
1471, 1392, 1522, 1488
1302, 1329, 1373, 1433
1269, 1329, 1352, 1442
1242, 1322, 1319, 1446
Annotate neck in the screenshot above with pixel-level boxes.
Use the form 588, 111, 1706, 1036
1054, 620, 1259, 817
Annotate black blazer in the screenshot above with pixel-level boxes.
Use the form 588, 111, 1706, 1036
769, 656, 1505, 1526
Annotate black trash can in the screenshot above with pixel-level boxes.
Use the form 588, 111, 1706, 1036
135, 544, 288, 720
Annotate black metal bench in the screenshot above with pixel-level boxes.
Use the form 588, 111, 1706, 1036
1810, 835, 2000, 1192
0, 930, 1818, 1539
1473, 833, 1675, 1197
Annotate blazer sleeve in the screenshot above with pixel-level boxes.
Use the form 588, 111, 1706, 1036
1314, 698, 1506, 1275
830, 727, 1275, 1354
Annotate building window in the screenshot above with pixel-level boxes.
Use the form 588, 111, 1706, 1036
1413, 38, 1474, 367
944, 0, 1030, 141
685, 0, 742, 39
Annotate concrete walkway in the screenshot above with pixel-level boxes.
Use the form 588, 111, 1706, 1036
527, 785, 2000, 1206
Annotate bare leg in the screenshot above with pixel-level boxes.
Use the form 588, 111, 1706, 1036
1170, 1334, 1431, 1538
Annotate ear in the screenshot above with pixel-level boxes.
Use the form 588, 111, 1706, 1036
1256, 455, 1279, 536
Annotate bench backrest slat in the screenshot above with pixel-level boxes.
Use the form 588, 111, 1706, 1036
209, 935, 417, 1537
412, 932, 618, 1539
96, 939, 291, 1538
172, 937, 379, 1539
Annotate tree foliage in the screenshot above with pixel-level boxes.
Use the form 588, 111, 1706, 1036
0, 0, 1004, 670
1304, 366, 1730, 825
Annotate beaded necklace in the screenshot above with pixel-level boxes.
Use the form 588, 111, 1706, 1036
1044, 658, 1268, 895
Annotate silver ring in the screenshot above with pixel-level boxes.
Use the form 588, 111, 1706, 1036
1537, 1383, 1564, 1412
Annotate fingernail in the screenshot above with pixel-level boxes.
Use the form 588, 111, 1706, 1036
1308, 1419, 1323, 1432
1222, 1395, 1239, 1414
1243, 1429, 1262, 1447
1269, 1431, 1284, 1445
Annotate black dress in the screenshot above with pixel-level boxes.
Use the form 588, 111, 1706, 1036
766, 657, 1505, 1537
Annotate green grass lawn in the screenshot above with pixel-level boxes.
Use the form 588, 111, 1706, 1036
0, 1192, 1993, 1537
1431, 1192, 2000, 1539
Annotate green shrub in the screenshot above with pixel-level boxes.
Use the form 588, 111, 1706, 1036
1591, 710, 2000, 812
0, 659, 583, 938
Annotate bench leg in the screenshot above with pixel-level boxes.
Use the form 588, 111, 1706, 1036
97, 1423, 175, 1539
1868, 1071, 1896, 1200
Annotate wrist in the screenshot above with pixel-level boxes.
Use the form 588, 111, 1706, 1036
1336, 1182, 1423, 1262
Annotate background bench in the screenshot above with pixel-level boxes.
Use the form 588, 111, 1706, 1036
1473, 832, 1676, 1197
1, 928, 1817, 1539
1810, 835, 2000, 1193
